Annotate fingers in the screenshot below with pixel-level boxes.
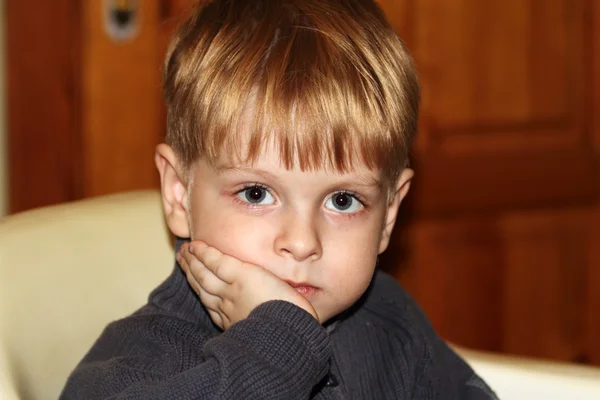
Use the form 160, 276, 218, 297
178, 244, 226, 295
176, 240, 272, 329
186, 274, 233, 330
186, 271, 220, 306
177, 243, 230, 329
207, 309, 223, 329
187, 242, 241, 284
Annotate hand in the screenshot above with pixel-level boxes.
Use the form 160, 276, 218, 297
177, 241, 319, 329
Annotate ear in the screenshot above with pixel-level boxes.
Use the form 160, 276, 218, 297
378, 168, 414, 254
155, 143, 191, 238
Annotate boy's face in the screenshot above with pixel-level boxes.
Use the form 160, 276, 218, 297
157, 141, 412, 323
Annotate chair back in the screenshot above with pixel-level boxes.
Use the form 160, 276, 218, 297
0, 191, 174, 400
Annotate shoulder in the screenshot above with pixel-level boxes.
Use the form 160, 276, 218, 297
112, 303, 218, 345
348, 270, 498, 399
357, 270, 424, 330
82, 304, 215, 370
367, 269, 413, 306
344, 270, 438, 364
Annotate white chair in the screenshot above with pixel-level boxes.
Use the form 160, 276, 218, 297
453, 346, 600, 400
0, 191, 173, 400
1, 190, 599, 399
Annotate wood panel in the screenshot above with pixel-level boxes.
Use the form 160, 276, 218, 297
585, 0, 600, 365
81, 0, 163, 196
6, 0, 82, 213
500, 209, 589, 362
414, 0, 583, 140
586, 207, 600, 364
389, 206, 598, 362
379, 0, 600, 365
413, 150, 597, 216
392, 218, 505, 352
407, 0, 598, 216
7, 0, 176, 213
376, 0, 414, 45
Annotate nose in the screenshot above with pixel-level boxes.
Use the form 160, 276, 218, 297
274, 210, 322, 262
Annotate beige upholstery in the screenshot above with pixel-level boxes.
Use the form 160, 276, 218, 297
0, 191, 174, 400
453, 346, 600, 399
1, 190, 600, 399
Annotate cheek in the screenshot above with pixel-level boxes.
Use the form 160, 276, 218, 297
324, 210, 387, 295
186, 176, 275, 265
191, 208, 271, 265
322, 224, 381, 287
323, 250, 377, 318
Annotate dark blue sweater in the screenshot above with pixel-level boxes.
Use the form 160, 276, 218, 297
61, 248, 497, 399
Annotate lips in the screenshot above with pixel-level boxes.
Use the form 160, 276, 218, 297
284, 280, 319, 298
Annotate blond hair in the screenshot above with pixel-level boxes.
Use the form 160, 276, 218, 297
163, 0, 419, 187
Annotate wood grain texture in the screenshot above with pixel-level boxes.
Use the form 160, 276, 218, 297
390, 206, 596, 362
7, 0, 168, 211
585, 0, 600, 365
407, 0, 597, 216
376, 0, 415, 46
393, 218, 505, 352
412, 148, 597, 216
6, 0, 83, 212
81, 0, 163, 196
585, 207, 600, 364
381, 0, 600, 365
500, 209, 589, 362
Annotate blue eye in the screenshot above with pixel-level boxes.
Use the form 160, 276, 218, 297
236, 185, 275, 205
325, 192, 363, 213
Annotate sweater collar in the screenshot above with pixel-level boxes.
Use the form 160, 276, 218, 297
147, 238, 219, 331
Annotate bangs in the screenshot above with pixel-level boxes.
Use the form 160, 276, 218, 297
202, 74, 401, 178
164, 0, 419, 185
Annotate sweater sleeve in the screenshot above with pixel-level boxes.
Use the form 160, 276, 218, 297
60, 301, 331, 400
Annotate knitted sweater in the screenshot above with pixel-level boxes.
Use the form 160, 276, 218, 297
61, 247, 497, 399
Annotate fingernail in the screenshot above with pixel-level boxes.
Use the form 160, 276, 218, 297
188, 245, 194, 253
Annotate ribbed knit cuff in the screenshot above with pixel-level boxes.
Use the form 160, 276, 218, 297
221, 300, 331, 387
251, 300, 330, 368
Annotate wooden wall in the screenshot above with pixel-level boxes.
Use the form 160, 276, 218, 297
378, 0, 600, 364
6, 0, 172, 212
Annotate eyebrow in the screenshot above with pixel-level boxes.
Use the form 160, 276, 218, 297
216, 164, 282, 183
330, 174, 382, 190
215, 162, 382, 190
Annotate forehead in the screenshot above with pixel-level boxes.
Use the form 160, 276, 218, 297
216, 136, 382, 183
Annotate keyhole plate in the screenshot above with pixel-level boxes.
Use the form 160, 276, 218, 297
103, 0, 140, 42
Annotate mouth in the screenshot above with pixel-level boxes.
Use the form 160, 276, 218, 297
284, 280, 319, 298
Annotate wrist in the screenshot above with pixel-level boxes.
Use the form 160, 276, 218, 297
250, 300, 330, 365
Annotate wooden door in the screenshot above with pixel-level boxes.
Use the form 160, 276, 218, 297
6, 0, 181, 213
377, 0, 600, 364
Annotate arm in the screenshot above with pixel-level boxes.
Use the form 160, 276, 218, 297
61, 301, 331, 400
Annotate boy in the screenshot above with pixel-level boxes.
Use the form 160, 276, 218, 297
61, 0, 497, 398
